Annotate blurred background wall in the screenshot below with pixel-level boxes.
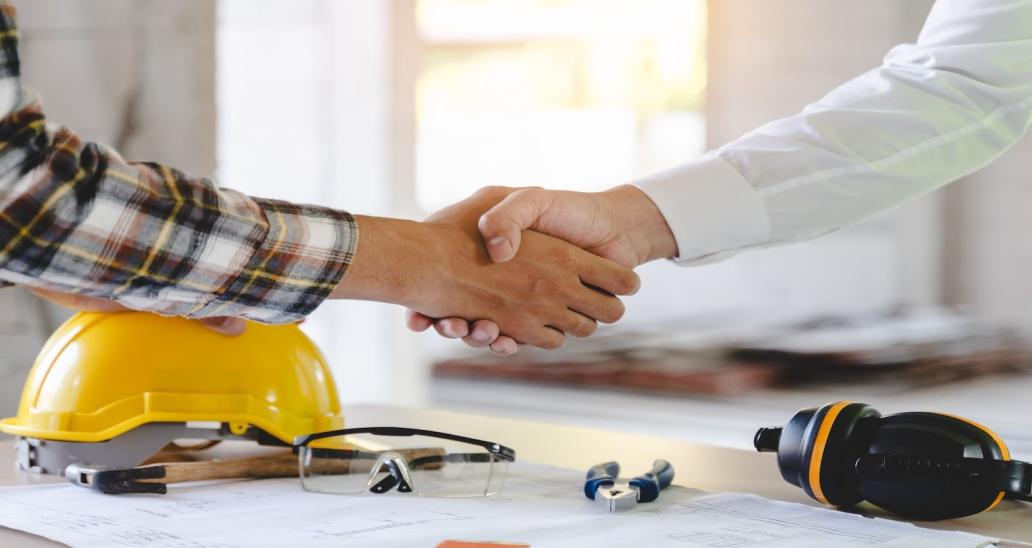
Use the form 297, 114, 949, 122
1, 0, 216, 413
2, 0, 1031, 438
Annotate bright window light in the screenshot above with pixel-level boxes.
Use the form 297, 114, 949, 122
415, 0, 708, 211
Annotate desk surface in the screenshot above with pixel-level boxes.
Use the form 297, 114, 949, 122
2, 404, 1029, 547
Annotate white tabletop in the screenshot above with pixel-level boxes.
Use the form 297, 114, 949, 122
1, 404, 1029, 546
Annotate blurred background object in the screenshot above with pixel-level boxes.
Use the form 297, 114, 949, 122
435, 309, 1032, 394
3, 0, 1031, 460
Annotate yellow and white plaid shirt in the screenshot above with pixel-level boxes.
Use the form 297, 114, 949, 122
0, 2, 357, 323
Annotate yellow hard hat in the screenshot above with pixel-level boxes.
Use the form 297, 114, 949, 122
1, 311, 344, 474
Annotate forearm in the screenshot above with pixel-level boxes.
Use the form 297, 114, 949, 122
723, 13, 1032, 245
330, 215, 432, 307
0, 83, 362, 324
0, 117, 358, 322
637, 0, 1032, 265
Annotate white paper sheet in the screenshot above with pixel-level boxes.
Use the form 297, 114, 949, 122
0, 463, 996, 548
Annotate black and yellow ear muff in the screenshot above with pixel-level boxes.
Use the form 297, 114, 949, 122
755, 402, 881, 507
755, 401, 1032, 520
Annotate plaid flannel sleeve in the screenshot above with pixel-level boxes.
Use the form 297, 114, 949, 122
0, 2, 357, 323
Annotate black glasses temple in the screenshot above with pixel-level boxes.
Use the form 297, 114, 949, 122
302, 448, 513, 467
294, 427, 515, 461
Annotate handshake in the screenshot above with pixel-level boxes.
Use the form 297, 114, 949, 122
32, 185, 677, 356
355, 185, 678, 356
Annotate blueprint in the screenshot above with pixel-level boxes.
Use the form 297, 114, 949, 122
0, 462, 996, 548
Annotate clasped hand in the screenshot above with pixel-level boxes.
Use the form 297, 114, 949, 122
336, 186, 641, 354
406, 184, 676, 355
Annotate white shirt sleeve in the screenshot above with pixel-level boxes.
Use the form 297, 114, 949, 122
636, 0, 1032, 265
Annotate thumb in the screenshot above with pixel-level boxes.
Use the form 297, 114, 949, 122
477, 188, 550, 263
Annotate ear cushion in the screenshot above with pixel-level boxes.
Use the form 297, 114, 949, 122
773, 406, 818, 491
773, 401, 880, 506
857, 412, 1011, 520
799, 401, 880, 507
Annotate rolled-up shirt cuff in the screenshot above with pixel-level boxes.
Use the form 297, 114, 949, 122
187, 200, 358, 324
634, 155, 770, 265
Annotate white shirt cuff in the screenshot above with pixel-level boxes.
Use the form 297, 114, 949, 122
634, 156, 770, 265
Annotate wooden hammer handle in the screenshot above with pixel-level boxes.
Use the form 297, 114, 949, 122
140, 447, 446, 485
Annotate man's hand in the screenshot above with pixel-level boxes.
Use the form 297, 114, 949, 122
28, 287, 248, 336
414, 185, 676, 354
478, 185, 678, 268
333, 187, 639, 351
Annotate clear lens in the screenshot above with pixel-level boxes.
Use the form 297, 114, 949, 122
408, 448, 509, 497
299, 433, 508, 497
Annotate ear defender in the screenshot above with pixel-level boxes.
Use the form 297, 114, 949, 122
755, 401, 1032, 520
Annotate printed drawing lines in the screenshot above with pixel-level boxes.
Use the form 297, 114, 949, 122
0, 466, 995, 547
296, 508, 476, 541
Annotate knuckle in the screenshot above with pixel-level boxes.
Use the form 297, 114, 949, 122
620, 272, 641, 295
478, 209, 501, 229
541, 334, 565, 350
574, 319, 597, 338
556, 249, 577, 270
534, 277, 566, 299
546, 246, 576, 271
512, 187, 548, 208
475, 185, 505, 197
512, 187, 540, 200
602, 298, 626, 323
504, 318, 535, 340
604, 270, 638, 295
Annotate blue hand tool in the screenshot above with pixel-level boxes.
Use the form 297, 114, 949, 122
584, 459, 675, 512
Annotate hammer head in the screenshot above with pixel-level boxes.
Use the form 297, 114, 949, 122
65, 463, 168, 495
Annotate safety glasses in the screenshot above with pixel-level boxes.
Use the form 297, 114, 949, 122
293, 427, 516, 498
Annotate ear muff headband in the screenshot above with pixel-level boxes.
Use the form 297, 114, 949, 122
941, 412, 1011, 512
940, 412, 1011, 460
807, 401, 852, 504
758, 402, 1030, 520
